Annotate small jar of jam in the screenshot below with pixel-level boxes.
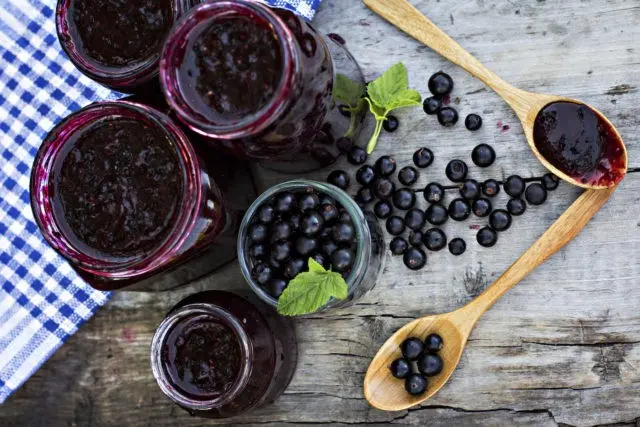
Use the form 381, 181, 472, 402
151, 291, 297, 418
30, 100, 255, 291
56, 0, 199, 92
237, 180, 385, 311
160, 0, 367, 173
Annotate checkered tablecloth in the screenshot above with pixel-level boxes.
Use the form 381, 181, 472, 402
0, 0, 321, 405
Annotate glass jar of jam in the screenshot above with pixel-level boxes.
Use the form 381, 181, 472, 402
151, 291, 297, 418
56, 0, 200, 92
238, 180, 385, 311
160, 0, 367, 173
30, 100, 255, 291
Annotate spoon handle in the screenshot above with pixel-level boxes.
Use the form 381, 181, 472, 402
457, 187, 617, 328
362, 0, 530, 116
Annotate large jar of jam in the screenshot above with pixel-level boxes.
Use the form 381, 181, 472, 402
160, 0, 367, 173
30, 100, 255, 291
56, 0, 200, 92
150, 291, 297, 418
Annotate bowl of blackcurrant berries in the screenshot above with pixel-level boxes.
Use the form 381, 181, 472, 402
391, 333, 445, 396
238, 180, 385, 311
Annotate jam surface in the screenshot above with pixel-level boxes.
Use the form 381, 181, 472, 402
56, 118, 183, 257
71, 0, 173, 67
533, 102, 626, 186
178, 16, 283, 124
161, 314, 242, 400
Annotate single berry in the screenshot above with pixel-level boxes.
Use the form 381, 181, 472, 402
271, 241, 292, 262
347, 146, 368, 165
423, 96, 441, 115
272, 221, 293, 241
356, 165, 377, 187
320, 204, 340, 224
428, 71, 454, 96
301, 211, 324, 236
525, 183, 548, 206
425, 334, 444, 352
252, 263, 273, 286
295, 237, 318, 257
375, 156, 397, 177
390, 358, 412, 379
404, 209, 426, 231
274, 192, 295, 214
482, 179, 501, 197
320, 195, 336, 206
459, 179, 481, 200
471, 144, 496, 168
398, 166, 419, 186
401, 337, 424, 360
448, 198, 472, 221
386, 216, 406, 236
472, 198, 493, 218
507, 198, 527, 216
327, 170, 350, 190
445, 159, 468, 182
404, 247, 427, 270
285, 258, 306, 279
257, 205, 275, 224
423, 228, 447, 251
249, 223, 269, 243
383, 115, 400, 132
424, 183, 445, 204
289, 214, 301, 231
413, 148, 434, 168
321, 240, 338, 257
331, 249, 354, 272
418, 353, 444, 377
332, 221, 356, 244
269, 253, 283, 270
393, 188, 416, 210
338, 211, 351, 223
249, 243, 268, 260
438, 107, 459, 127
268, 279, 288, 299
489, 209, 512, 232
390, 237, 409, 255
298, 191, 320, 212
465, 113, 483, 131
374, 201, 393, 219
426, 204, 449, 225
542, 173, 560, 191
405, 374, 428, 396
336, 137, 354, 154
356, 187, 375, 205
375, 178, 396, 200
504, 175, 526, 197
477, 227, 498, 247
409, 231, 424, 247
448, 238, 466, 256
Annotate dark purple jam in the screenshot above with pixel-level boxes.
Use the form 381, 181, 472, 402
533, 102, 626, 187
161, 314, 242, 400
70, 0, 173, 67
177, 16, 283, 124
55, 118, 183, 257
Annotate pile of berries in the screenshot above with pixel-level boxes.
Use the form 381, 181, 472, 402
390, 334, 445, 396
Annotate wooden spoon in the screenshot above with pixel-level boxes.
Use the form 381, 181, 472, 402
364, 186, 616, 411
363, 0, 628, 189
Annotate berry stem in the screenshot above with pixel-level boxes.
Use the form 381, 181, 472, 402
367, 119, 385, 154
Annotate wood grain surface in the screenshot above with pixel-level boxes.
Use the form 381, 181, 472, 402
2, 0, 640, 426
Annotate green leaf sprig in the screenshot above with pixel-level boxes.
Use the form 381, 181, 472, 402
364, 63, 421, 154
277, 258, 349, 316
332, 74, 367, 139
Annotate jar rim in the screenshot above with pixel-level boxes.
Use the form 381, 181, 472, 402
30, 100, 202, 278
150, 303, 253, 411
159, 0, 299, 139
237, 180, 373, 311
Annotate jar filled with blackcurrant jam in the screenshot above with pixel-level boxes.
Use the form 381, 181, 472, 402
161, 0, 367, 173
151, 291, 297, 418
30, 101, 255, 291
238, 180, 385, 311
56, 0, 200, 92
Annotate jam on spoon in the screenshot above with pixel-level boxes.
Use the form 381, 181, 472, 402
533, 102, 626, 187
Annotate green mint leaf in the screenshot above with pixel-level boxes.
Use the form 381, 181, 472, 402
367, 63, 409, 109
344, 99, 367, 139
333, 73, 365, 108
386, 89, 422, 111
277, 259, 349, 316
365, 98, 387, 121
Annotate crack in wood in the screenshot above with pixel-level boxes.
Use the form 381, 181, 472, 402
393, 404, 557, 424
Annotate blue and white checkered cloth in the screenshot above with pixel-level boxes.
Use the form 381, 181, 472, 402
0, 0, 321, 404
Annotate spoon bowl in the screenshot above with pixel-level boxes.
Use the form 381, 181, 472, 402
363, 0, 628, 189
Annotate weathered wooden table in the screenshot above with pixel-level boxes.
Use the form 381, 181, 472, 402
2, 1, 640, 426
